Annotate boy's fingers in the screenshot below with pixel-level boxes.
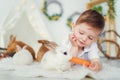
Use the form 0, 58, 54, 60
89, 63, 101, 72
89, 63, 97, 70
70, 32, 76, 41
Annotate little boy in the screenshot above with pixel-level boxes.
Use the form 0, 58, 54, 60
65, 9, 105, 72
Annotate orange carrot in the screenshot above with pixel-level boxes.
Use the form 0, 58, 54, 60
70, 57, 91, 67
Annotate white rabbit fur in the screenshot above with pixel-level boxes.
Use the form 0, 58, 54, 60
13, 46, 33, 65
40, 45, 72, 71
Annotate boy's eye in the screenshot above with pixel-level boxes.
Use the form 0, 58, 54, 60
88, 36, 93, 40
79, 32, 84, 35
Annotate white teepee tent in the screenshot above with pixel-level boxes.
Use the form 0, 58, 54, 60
0, 0, 52, 52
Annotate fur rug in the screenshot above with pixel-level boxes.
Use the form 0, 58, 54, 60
0, 57, 120, 80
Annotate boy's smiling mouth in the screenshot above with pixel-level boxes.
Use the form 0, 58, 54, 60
77, 40, 85, 46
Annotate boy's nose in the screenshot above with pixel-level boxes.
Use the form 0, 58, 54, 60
82, 36, 87, 42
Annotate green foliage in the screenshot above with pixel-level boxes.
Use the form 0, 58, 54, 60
106, 0, 115, 19
67, 18, 72, 28
92, 5, 103, 15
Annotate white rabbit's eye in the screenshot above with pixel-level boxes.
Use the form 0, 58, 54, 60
63, 52, 67, 55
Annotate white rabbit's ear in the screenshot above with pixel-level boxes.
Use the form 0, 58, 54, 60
55, 46, 62, 51
56, 45, 68, 53
53, 47, 58, 53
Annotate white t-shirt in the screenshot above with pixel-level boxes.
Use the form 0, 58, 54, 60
61, 37, 100, 60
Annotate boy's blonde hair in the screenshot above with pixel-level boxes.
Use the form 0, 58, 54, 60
76, 9, 105, 31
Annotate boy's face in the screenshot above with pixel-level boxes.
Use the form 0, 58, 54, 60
72, 23, 101, 48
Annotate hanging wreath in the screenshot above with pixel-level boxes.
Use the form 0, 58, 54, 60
67, 12, 80, 28
97, 39, 120, 59
97, 30, 120, 59
41, 0, 63, 21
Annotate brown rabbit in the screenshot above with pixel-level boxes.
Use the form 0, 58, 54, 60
36, 40, 58, 62
4, 35, 36, 60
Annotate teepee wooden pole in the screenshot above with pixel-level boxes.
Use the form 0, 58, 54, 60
112, 20, 117, 55
106, 15, 111, 56
86, 0, 106, 9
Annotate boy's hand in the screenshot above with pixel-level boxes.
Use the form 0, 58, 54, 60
88, 60, 102, 72
69, 32, 77, 47
69, 32, 79, 57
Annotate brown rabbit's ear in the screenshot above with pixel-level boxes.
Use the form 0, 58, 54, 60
7, 35, 16, 47
10, 35, 16, 42
44, 41, 58, 50
38, 40, 49, 44
38, 40, 58, 50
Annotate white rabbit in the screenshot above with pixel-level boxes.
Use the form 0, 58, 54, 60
40, 45, 72, 72
13, 46, 33, 65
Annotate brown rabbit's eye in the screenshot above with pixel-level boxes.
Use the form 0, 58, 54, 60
63, 52, 67, 55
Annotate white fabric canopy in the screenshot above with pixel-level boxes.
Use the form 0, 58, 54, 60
0, 0, 52, 48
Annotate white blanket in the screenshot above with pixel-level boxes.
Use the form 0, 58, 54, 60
0, 57, 120, 80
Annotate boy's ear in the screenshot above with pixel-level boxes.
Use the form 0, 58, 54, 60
71, 22, 75, 28
95, 36, 100, 42
71, 22, 76, 31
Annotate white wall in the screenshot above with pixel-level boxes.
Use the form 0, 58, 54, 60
35, 0, 90, 43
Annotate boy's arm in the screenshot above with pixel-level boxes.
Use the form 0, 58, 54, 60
87, 43, 102, 72
70, 46, 78, 57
